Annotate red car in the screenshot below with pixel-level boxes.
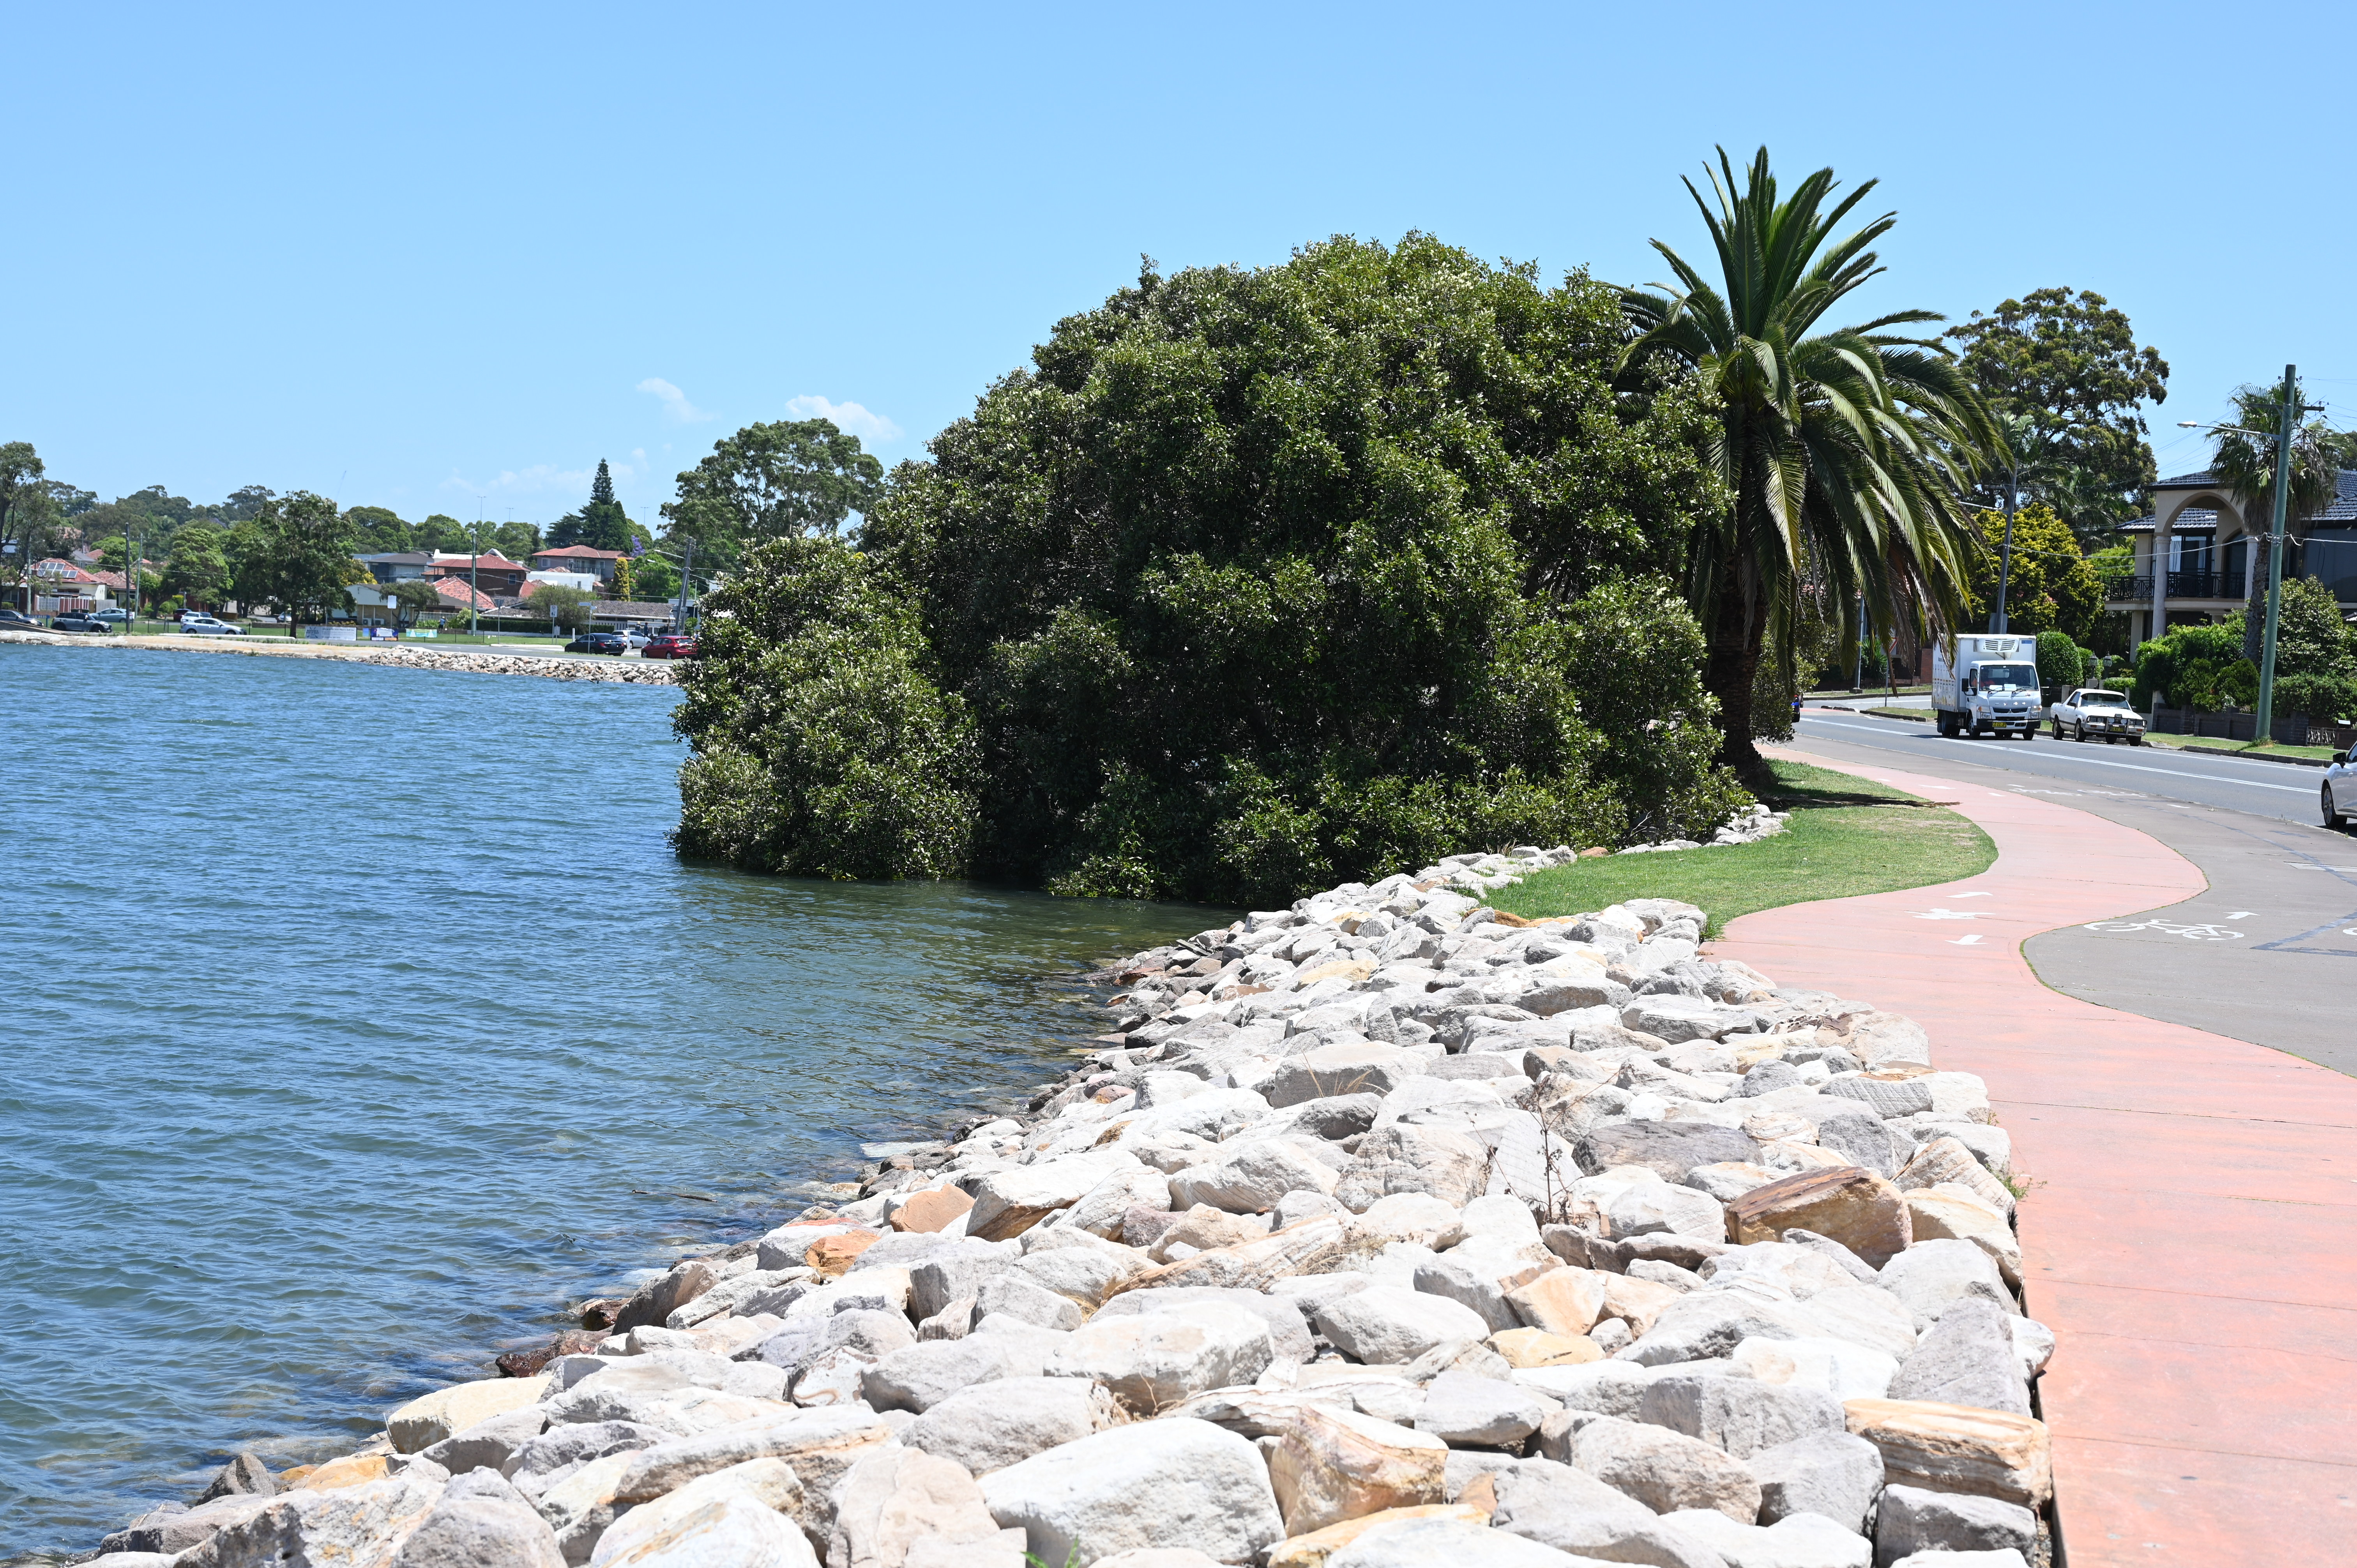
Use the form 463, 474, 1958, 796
643, 632, 698, 660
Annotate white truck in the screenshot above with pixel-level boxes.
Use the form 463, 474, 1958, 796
1932, 634, 2043, 740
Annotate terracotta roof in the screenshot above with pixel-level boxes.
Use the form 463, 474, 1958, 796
432, 578, 498, 611
35, 558, 99, 583
534, 545, 624, 561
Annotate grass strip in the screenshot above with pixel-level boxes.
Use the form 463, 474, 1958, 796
1488, 759, 1995, 938
2140, 733, 2341, 765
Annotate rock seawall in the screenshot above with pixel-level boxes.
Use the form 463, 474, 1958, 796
90, 857, 2054, 1568
0, 627, 680, 684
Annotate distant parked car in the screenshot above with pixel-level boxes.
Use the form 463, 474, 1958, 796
49, 613, 113, 633
2049, 687, 2144, 745
643, 632, 698, 659
0, 606, 37, 628
565, 631, 631, 655
178, 614, 244, 636
88, 607, 131, 625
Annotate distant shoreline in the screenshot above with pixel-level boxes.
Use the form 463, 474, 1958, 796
0, 628, 682, 685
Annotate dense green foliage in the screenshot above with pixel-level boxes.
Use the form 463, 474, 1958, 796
2265, 575, 2357, 722
232, 492, 368, 624
675, 237, 1751, 903
1620, 149, 1996, 767
2209, 378, 2341, 533
1944, 288, 2168, 540
663, 419, 884, 566
2034, 629, 2093, 692
551, 459, 635, 551
2134, 578, 2357, 720
1965, 503, 2100, 639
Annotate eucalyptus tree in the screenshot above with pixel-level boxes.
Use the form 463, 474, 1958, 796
1620, 148, 1998, 768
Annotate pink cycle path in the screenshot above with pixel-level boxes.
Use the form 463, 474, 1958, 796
1713, 752, 2357, 1566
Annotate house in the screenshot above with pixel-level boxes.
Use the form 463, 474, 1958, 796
523, 570, 600, 595
531, 545, 623, 585
426, 552, 528, 597
2115, 469, 2357, 646
592, 599, 684, 629
432, 578, 499, 615
31, 557, 106, 614
359, 551, 436, 584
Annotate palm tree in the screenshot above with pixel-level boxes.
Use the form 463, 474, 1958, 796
1620, 148, 1998, 772
2208, 379, 2339, 535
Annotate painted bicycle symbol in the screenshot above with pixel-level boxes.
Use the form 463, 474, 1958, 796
2081, 918, 2244, 941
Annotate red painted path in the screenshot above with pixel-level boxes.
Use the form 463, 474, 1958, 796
1715, 753, 2357, 1566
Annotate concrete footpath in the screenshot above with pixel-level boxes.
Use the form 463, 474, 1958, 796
1715, 751, 2357, 1567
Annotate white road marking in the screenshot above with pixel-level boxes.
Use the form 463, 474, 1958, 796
1914, 909, 1981, 920
2230, 911, 2256, 920
1951, 934, 1985, 945
1951, 892, 1993, 899
1798, 720, 2313, 793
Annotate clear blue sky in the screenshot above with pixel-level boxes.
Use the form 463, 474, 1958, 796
10, 1, 2353, 529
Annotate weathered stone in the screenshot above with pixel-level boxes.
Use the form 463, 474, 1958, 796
178, 1473, 446, 1568
861, 1337, 1044, 1414
805, 1230, 884, 1278
612, 1262, 719, 1335
104, 1495, 283, 1556
1903, 1188, 2021, 1288
1411, 1256, 1521, 1334
889, 1187, 976, 1235
1016, 1229, 1156, 1307
1325, 1515, 1591, 1567
1844, 1399, 2051, 1507
1825, 1074, 1936, 1120
1896, 1138, 2014, 1217
390, 1375, 553, 1454
196, 1452, 277, 1504
1622, 995, 1758, 1043
1413, 1370, 1557, 1448
1264, 1505, 1491, 1568
904, 1376, 1122, 1476
1055, 1170, 1171, 1240
1267, 1404, 1449, 1534
1331, 1125, 1489, 1213
1888, 1300, 2029, 1418
1727, 1166, 1912, 1267
1502, 1269, 1607, 1338
1576, 1121, 1760, 1181
1091, 1285, 1316, 1363
968, 1158, 1139, 1242
1569, 1415, 1762, 1521
1618, 1286, 1815, 1366
1658, 1508, 1872, 1568
1515, 1360, 1653, 1421
1684, 1162, 1782, 1203
1313, 1285, 1491, 1365
975, 1273, 1086, 1331
581, 1459, 809, 1567
1878, 1241, 2010, 1335
1168, 1140, 1340, 1214
1488, 1328, 1601, 1369
825, 1447, 1007, 1568
1266, 1045, 1431, 1108
1731, 1336, 1898, 1402
1875, 1483, 2037, 1567
1097, 1553, 1227, 1568
1045, 1300, 1275, 1413
502, 1422, 666, 1503
1485, 1458, 1725, 1567
979, 1419, 1284, 1566
392, 1470, 562, 1568
422, 1406, 552, 1476
1150, 1204, 1270, 1262
1636, 1369, 1847, 1459
1281, 1095, 1382, 1142
1350, 1192, 1463, 1248
1120, 1213, 1349, 1293
1747, 1430, 1885, 1533
1889, 1551, 2028, 1568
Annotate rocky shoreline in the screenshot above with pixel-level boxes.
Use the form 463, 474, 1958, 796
83, 842, 2051, 1568
0, 628, 680, 684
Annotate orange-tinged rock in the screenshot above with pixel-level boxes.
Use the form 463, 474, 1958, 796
1488, 1327, 1602, 1369
1267, 1403, 1448, 1535
1845, 1397, 2051, 1506
1267, 1504, 1491, 1567
890, 1187, 975, 1234
806, 1228, 884, 1276
1504, 1267, 1607, 1336
1727, 1164, 1912, 1267
1597, 1272, 1683, 1337
294, 1453, 389, 1490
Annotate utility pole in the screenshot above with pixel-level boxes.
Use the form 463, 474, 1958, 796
1850, 592, 1866, 691
673, 538, 695, 631
1991, 456, 2019, 635
2255, 363, 2303, 743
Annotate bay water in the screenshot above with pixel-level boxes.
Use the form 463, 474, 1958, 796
0, 643, 1218, 1561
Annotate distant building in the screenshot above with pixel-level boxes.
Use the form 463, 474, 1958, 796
31, 558, 106, 613
523, 570, 600, 595
531, 545, 623, 585
2115, 469, 2357, 646
426, 552, 528, 597
359, 551, 435, 584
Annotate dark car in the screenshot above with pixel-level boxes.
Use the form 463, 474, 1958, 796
565, 632, 630, 655
49, 613, 113, 633
643, 632, 698, 659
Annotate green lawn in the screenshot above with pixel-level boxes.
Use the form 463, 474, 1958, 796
1488, 759, 1995, 937
2141, 732, 2342, 765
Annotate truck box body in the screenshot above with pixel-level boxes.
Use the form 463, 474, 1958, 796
1931, 634, 2044, 738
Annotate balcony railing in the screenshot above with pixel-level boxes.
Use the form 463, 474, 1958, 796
2108, 573, 2247, 602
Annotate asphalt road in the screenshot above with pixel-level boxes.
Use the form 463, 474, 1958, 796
1784, 713, 2356, 1075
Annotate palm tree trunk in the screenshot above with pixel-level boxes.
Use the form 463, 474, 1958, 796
1704, 558, 1767, 776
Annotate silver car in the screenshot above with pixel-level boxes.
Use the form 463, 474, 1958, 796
2327, 745, 2357, 830
2050, 687, 2144, 745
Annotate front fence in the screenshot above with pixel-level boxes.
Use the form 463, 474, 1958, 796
2150, 705, 2350, 749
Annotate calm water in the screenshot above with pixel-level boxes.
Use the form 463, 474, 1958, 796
0, 645, 1218, 1561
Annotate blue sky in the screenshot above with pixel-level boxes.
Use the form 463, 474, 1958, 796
10, 1, 2353, 528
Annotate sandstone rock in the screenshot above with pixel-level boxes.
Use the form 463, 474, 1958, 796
1023, 1228, 1157, 1308
1267, 1404, 1449, 1534
1896, 1139, 2013, 1217
805, 1230, 883, 1278
392, 1470, 562, 1568
1485, 1459, 1725, 1567
1413, 1370, 1557, 1448
605, 1426, 827, 1512
1637, 1367, 1847, 1458
1267, 1045, 1430, 1108
1658, 1508, 1871, 1568
613, 1262, 719, 1335
1411, 1256, 1522, 1334
1091, 1285, 1316, 1362
969, 1159, 1139, 1241
1046, 1300, 1274, 1413
1699, 1241, 1859, 1300
1326, 1515, 1593, 1567
1577, 1121, 1760, 1181
1844, 1399, 2050, 1507
1121, 1213, 1348, 1293
392, 1375, 553, 1454
1746, 1430, 1885, 1532
1875, 1483, 2037, 1568
1314, 1285, 1491, 1365
975, 1273, 1086, 1331
889, 1187, 976, 1235
1149, 1204, 1270, 1263
1168, 1140, 1340, 1214
1488, 1328, 1601, 1369
979, 1418, 1284, 1565
582, 1459, 809, 1567
1902, 1188, 2020, 1289
1350, 1192, 1463, 1248
826, 1447, 1008, 1568
1877, 1242, 2009, 1335
1332, 1125, 1489, 1213
1569, 1414, 1762, 1520
1056, 1170, 1173, 1240
862, 1337, 1044, 1414
1726, 1167, 1912, 1267
1265, 1505, 1491, 1568
178, 1473, 446, 1568
422, 1406, 553, 1476
1887, 1300, 2029, 1418
1597, 1272, 1684, 1337
1825, 1074, 1935, 1119
1504, 1269, 1607, 1337
905, 1376, 1122, 1476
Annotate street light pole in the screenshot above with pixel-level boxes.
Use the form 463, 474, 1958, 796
2256, 364, 2299, 742
1991, 458, 2019, 635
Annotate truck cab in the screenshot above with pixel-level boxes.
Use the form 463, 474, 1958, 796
1932, 634, 2042, 740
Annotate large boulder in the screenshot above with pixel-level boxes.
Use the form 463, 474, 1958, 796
1265, 1045, 1430, 1108
422, 1407, 552, 1477
611, 1262, 719, 1335
1658, 1510, 1871, 1568
1887, 1300, 2030, 1418
177, 1473, 447, 1568
1566, 1416, 1761, 1522
905, 1376, 1123, 1476
390, 1376, 553, 1454
1167, 1141, 1339, 1215
968, 1158, 1141, 1242
391, 1470, 565, 1568
825, 1447, 1016, 1568
1325, 1515, 1598, 1567
1873, 1483, 2038, 1567
979, 1419, 1285, 1566
1017, 1229, 1157, 1308
1312, 1286, 1491, 1365
862, 1337, 1046, 1415
1902, 1188, 2021, 1289
1843, 1400, 2051, 1508
1054, 1169, 1174, 1241
1412, 1369, 1557, 1450
1576, 1122, 1759, 1182
1044, 1300, 1275, 1413
1267, 1404, 1448, 1535
1726, 1167, 1912, 1268
580, 1459, 810, 1567
1484, 1459, 1726, 1568
1635, 1369, 1848, 1459
1746, 1430, 1885, 1533
1331, 1125, 1489, 1213
1090, 1285, 1316, 1363
1119, 1214, 1348, 1293
1877, 1242, 2009, 1335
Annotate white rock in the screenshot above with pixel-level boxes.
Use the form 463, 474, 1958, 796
903, 1376, 1122, 1477
1312, 1285, 1491, 1365
1044, 1300, 1275, 1413
825, 1446, 1008, 1568
1166, 1139, 1339, 1214
978, 1419, 1283, 1566
1349, 1192, 1464, 1248
584, 1459, 812, 1567
1658, 1507, 1871, 1568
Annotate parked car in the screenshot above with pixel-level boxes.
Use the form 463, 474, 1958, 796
49, 613, 113, 633
643, 632, 698, 659
617, 627, 651, 648
88, 607, 131, 625
178, 614, 244, 636
2327, 745, 2357, 829
2048, 687, 2145, 745
0, 606, 38, 628
565, 631, 631, 655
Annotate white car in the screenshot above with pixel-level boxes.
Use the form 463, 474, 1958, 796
2048, 687, 2143, 745
2327, 745, 2357, 830
177, 614, 244, 636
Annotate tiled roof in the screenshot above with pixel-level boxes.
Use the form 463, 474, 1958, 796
429, 552, 523, 569
2155, 470, 2217, 488
358, 551, 433, 565
2127, 472, 2357, 527
2121, 509, 2219, 533
592, 600, 682, 618
431, 578, 498, 611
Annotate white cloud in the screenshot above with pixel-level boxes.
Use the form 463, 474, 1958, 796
441, 460, 636, 498
785, 394, 902, 443
638, 377, 714, 423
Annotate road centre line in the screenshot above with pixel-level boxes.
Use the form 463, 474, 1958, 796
1799, 720, 2314, 794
